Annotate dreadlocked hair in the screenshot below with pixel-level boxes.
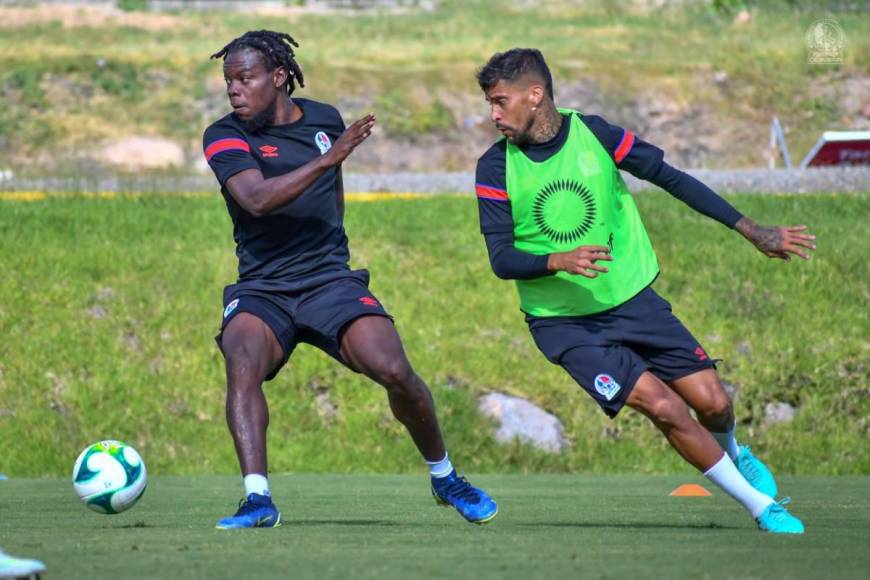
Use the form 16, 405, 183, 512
211, 30, 305, 95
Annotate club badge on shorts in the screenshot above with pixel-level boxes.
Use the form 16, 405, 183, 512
594, 373, 621, 401
315, 131, 332, 155
223, 298, 240, 319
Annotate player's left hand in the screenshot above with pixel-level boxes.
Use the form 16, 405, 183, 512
736, 218, 816, 261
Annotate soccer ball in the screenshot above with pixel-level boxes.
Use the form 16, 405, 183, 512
72, 440, 147, 514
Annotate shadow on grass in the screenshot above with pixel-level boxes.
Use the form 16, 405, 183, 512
517, 521, 738, 530
282, 519, 400, 527
112, 521, 150, 529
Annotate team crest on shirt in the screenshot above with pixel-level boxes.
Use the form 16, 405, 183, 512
577, 151, 601, 176
594, 373, 621, 401
315, 131, 332, 155
223, 298, 240, 319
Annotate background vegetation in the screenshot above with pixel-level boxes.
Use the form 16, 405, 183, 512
0, 0, 867, 175
1, 193, 866, 477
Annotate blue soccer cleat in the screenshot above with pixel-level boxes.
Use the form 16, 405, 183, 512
756, 498, 804, 534
216, 492, 282, 530
0, 548, 46, 579
735, 445, 778, 498
431, 470, 498, 525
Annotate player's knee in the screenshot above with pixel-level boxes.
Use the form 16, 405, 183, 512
695, 387, 733, 424
224, 342, 271, 385
376, 359, 418, 394
645, 395, 692, 431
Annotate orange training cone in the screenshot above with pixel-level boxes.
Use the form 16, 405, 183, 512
669, 484, 712, 497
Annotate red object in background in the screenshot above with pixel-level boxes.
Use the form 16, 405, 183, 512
801, 131, 870, 168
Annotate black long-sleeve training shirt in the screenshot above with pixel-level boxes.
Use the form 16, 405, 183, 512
475, 112, 743, 280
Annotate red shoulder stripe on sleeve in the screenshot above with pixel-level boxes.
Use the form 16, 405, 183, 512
475, 184, 509, 201
613, 129, 635, 164
204, 138, 250, 162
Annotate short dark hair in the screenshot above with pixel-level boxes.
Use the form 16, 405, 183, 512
476, 48, 554, 100
211, 30, 305, 95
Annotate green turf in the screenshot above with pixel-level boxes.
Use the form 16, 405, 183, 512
1, 475, 868, 579
0, 193, 868, 477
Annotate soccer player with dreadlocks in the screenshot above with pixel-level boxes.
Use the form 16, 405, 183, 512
203, 30, 497, 529
473, 48, 815, 533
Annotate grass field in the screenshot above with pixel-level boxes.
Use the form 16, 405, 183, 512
1, 474, 869, 579
0, 193, 867, 478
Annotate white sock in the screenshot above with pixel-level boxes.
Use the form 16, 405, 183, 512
243, 473, 270, 497
426, 453, 454, 479
709, 423, 741, 460
704, 453, 773, 518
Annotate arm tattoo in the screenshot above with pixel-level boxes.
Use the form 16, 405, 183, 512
736, 217, 783, 252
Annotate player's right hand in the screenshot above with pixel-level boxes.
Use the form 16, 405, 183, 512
547, 245, 612, 277
323, 113, 376, 167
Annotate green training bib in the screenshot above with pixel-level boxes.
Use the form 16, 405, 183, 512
506, 109, 659, 316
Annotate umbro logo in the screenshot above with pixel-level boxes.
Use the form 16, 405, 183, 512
359, 296, 379, 307
259, 145, 279, 158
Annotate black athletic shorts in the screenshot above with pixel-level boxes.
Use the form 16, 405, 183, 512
527, 285, 716, 418
215, 269, 392, 380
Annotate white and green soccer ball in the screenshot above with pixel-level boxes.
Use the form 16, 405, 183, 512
72, 440, 147, 514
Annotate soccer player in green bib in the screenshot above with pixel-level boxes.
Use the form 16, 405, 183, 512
474, 49, 816, 534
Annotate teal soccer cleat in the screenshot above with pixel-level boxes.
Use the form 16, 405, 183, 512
757, 498, 804, 534
216, 493, 282, 530
431, 470, 498, 525
735, 446, 778, 498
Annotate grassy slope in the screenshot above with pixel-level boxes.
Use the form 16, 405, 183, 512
0, 1, 867, 171
0, 193, 867, 477
0, 474, 869, 579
